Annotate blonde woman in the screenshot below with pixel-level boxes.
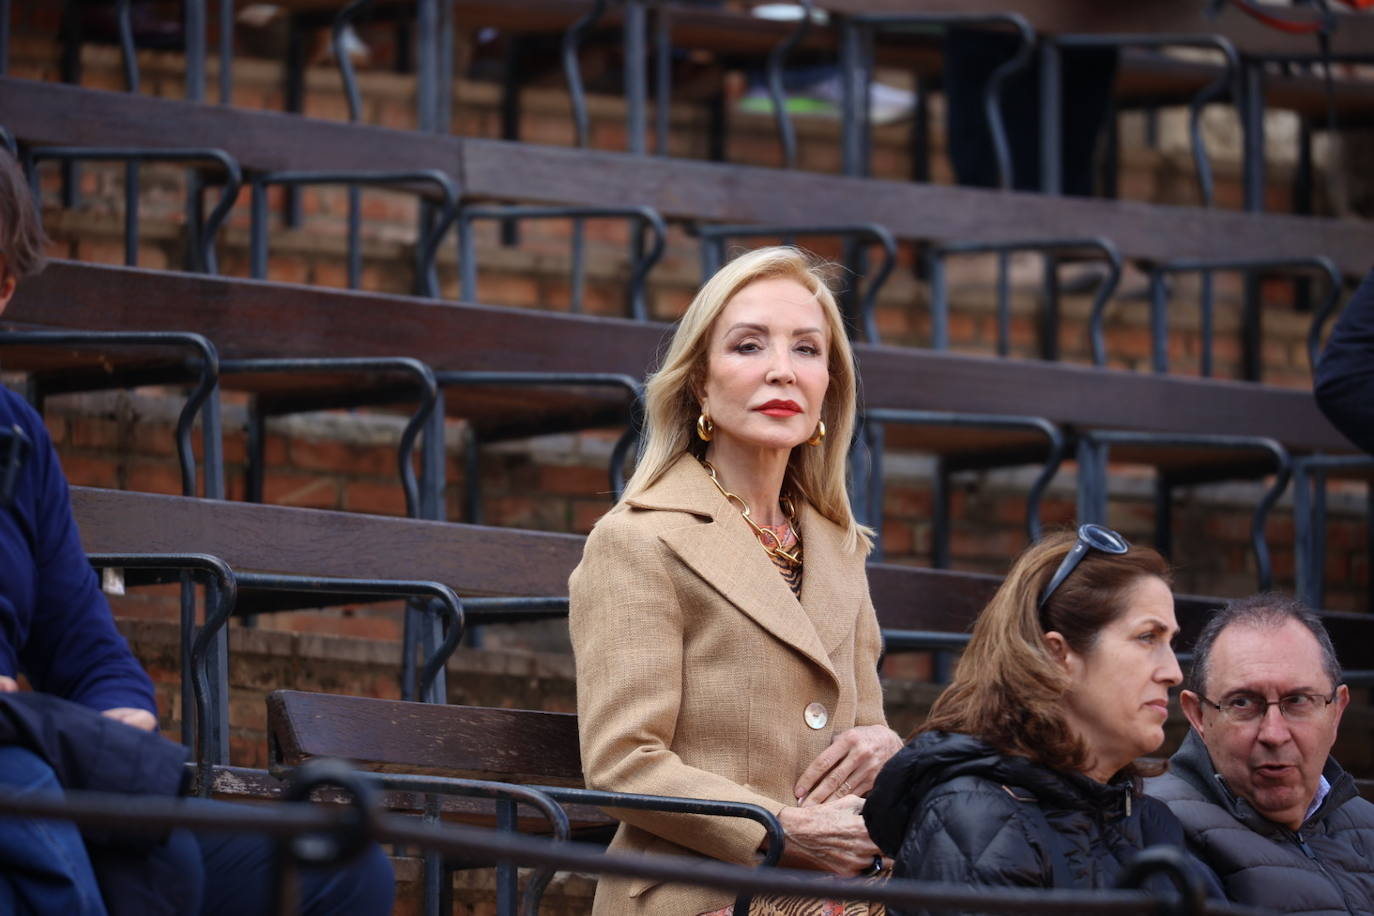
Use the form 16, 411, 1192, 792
570, 247, 902, 915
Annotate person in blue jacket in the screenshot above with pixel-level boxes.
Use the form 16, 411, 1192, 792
0, 148, 394, 914
1315, 267, 1374, 456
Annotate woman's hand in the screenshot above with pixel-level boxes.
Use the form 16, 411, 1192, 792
0, 675, 18, 693
795, 724, 903, 806
102, 707, 158, 732
776, 795, 882, 876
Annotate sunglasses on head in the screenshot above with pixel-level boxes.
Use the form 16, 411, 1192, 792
1037, 523, 1130, 613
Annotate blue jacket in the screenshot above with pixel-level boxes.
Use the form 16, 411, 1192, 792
0, 386, 155, 714
1316, 267, 1374, 456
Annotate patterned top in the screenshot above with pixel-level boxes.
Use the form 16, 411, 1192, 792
757, 522, 802, 597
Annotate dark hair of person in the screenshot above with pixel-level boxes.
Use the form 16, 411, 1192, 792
1186, 592, 1342, 697
0, 149, 46, 280
920, 529, 1171, 778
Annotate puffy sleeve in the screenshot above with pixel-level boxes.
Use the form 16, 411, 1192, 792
569, 509, 782, 866
888, 784, 1049, 916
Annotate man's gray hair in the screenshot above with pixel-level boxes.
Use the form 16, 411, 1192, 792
1186, 592, 1343, 696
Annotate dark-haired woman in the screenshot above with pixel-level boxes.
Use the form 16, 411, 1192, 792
863, 527, 1210, 912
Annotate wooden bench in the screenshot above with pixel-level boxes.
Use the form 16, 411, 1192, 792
265, 688, 783, 914
72, 486, 1374, 676
10, 261, 1351, 453
4, 76, 1371, 277
15, 259, 1356, 594
19, 257, 1358, 600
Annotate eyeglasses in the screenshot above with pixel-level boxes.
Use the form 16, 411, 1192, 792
1037, 523, 1130, 611
1195, 687, 1341, 723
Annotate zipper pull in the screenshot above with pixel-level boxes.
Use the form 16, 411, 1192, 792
1295, 831, 1317, 860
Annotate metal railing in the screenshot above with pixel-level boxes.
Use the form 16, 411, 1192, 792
694, 222, 897, 343
1091, 255, 1342, 379
456, 204, 666, 321
23, 147, 242, 274
1074, 431, 1291, 591
927, 237, 1121, 359
0, 757, 1259, 916
85, 554, 464, 785
248, 169, 460, 298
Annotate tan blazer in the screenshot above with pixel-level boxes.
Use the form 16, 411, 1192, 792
569, 454, 888, 915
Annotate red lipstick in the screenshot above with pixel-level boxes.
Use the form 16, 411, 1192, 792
756, 399, 802, 417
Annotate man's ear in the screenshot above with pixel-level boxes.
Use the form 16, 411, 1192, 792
1180, 689, 1206, 735
1332, 683, 1350, 731
0, 272, 15, 317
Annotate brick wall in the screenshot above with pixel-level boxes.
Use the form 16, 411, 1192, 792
8, 11, 1372, 749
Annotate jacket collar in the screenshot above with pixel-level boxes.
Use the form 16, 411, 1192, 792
865, 731, 1137, 857
1170, 729, 1357, 834
626, 454, 863, 683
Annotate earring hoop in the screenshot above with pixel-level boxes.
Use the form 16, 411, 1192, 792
807, 420, 826, 447
696, 411, 714, 442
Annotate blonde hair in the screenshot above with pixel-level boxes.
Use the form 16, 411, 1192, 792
622, 246, 872, 554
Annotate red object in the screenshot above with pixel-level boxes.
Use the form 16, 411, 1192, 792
1227, 0, 1328, 33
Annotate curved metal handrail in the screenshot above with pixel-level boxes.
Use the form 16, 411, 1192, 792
764, 0, 815, 169
920, 236, 1121, 358
1055, 34, 1240, 210
375, 772, 571, 916
26, 147, 242, 273
848, 12, 1035, 190
248, 168, 460, 298
562, 0, 610, 149
865, 407, 1065, 545
220, 356, 439, 519
234, 572, 465, 703
434, 370, 643, 502
86, 551, 238, 795
333, 0, 377, 124
1080, 430, 1291, 591
1133, 255, 1341, 375
693, 222, 897, 343
457, 205, 666, 320
0, 330, 221, 498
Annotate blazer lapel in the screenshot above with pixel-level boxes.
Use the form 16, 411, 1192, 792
796, 500, 865, 656
628, 457, 838, 681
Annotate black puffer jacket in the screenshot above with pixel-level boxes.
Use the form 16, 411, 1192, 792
1148, 730, 1374, 914
864, 732, 1201, 915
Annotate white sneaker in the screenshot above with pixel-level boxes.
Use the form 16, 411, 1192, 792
808, 75, 916, 125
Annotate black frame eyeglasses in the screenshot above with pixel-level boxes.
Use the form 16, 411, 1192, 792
1195, 687, 1342, 724
1037, 523, 1130, 611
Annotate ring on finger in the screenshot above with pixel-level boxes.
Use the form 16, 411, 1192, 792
839, 781, 852, 795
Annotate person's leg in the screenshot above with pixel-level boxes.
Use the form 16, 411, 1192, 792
87, 826, 204, 916
187, 799, 394, 916
0, 745, 107, 916
1059, 46, 1119, 198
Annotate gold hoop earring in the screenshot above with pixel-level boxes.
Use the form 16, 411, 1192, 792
807, 420, 826, 447
696, 411, 714, 442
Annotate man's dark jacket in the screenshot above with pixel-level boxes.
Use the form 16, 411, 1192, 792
1147, 730, 1374, 915
864, 731, 1208, 916
0, 691, 194, 914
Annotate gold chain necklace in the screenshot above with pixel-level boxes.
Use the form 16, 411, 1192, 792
701, 459, 801, 564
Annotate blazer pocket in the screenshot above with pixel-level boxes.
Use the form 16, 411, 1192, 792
626, 834, 691, 898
